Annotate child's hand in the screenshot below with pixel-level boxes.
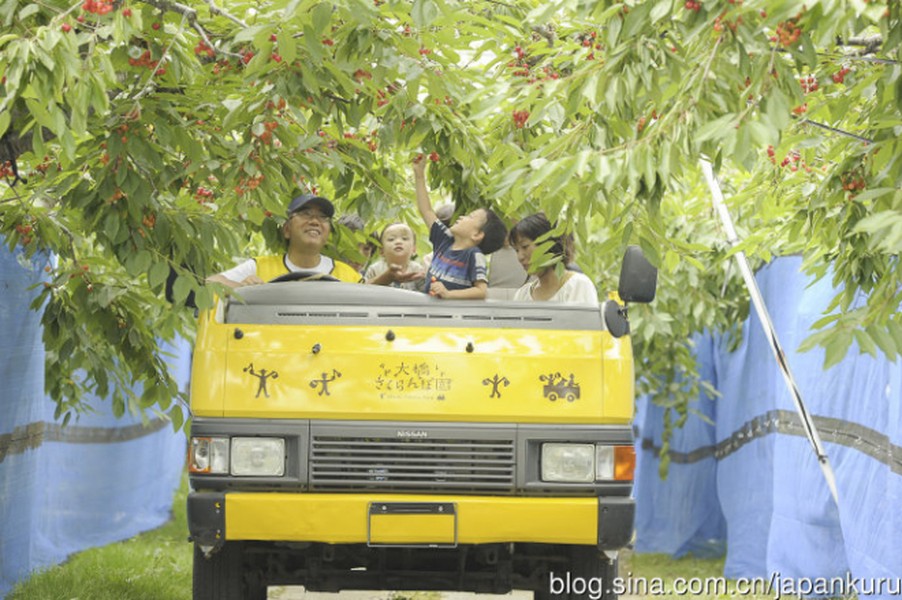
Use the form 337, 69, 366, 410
387, 264, 423, 284
412, 154, 426, 178
430, 280, 449, 298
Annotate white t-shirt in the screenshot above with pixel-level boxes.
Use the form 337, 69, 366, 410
513, 271, 599, 306
219, 254, 335, 283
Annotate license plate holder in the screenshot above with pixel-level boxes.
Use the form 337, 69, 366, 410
367, 502, 458, 548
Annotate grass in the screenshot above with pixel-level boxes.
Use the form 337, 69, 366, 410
9, 474, 768, 600
7, 473, 193, 600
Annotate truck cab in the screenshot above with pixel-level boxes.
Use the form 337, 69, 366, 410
186, 248, 656, 600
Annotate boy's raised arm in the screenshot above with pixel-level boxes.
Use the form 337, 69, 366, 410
412, 156, 437, 228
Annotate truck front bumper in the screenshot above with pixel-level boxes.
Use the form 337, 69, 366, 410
188, 492, 633, 550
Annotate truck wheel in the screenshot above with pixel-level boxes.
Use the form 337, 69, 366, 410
193, 542, 267, 600
535, 547, 618, 600
548, 392, 558, 401
570, 547, 618, 600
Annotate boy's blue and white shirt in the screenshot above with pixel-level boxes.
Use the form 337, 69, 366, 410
426, 221, 487, 293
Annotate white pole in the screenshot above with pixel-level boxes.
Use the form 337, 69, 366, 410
700, 159, 840, 506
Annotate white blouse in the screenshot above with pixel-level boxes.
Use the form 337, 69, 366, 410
512, 271, 599, 306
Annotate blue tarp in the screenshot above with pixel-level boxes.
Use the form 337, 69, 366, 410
0, 243, 188, 598
634, 257, 902, 595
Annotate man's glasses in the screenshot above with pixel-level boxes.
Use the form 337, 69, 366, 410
292, 210, 331, 224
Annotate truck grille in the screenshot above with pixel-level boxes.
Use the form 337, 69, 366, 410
309, 435, 516, 493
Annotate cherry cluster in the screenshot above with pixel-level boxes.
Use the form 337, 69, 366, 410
256, 121, 279, 145
14, 223, 34, 245
108, 189, 126, 204
773, 19, 802, 46
194, 41, 215, 58
841, 173, 866, 193
235, 174, 265, 196
375, 83, 400, 108
194, 187, 215, 204
684, 1, 702, 12
0, 160, 15, 180
832, 67, 851, 84
713, 13, 742, 33
767, 146, 813, 173
129, 49, 164, 75
799, 75, 819, 94
82, 0, 113, 14
512, 110, 529, 129
34, 156, 53, 174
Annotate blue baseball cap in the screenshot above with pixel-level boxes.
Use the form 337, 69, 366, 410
287, 194, 335, 218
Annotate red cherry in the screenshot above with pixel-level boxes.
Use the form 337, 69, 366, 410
61, 23, 72, 32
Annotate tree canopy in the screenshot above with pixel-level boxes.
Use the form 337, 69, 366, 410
1, 0, 899, 434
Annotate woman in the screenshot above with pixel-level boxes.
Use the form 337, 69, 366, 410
509, 213, 598, 305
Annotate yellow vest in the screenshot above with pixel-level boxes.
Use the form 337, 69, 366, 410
254, 254, 362, 283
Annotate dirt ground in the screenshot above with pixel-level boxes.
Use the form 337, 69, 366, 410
268, 591, 532, 600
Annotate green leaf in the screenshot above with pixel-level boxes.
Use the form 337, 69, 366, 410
168, 404, 184, 431
853, 329, 877, 358
0, 110, 9, 138
650, 0, 672, 23
823, 332, 853, 369
148, 261, 170, 289
277, 31, 297, 64
127, 250, 152, 276
867, 325, 898, 358
18, 3, 38, 19
312, 2, 332, 33
103, 213, 120, 241
695, 114, 736, 143
95, 285, 125, 309
171, 275, 193, 305
765, 89, 790, 131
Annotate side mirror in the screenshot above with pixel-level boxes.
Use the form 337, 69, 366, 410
618, 246, 657, 304
605, 246, 657, 338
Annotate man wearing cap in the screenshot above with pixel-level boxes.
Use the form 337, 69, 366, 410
208, 194, 362, 288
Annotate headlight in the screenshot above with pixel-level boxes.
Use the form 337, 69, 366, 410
230, 437, 285, 477
541, 443, 595, 482
189, 437, 229, 474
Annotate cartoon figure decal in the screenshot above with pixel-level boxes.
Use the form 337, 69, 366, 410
244, 363, 279, 398
310, 369, 342, 397
540, 372, 580, 402
482, 374, 510, 399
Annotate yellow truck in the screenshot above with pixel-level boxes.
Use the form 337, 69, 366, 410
187, 248, 656, 600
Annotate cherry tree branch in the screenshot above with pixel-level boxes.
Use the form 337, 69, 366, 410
204, 0, 248, 28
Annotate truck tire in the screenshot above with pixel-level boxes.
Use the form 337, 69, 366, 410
193, 542, 267, 600
535, 546, 618, 600
570, 547, 618, 600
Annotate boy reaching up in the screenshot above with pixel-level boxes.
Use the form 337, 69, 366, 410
412, 156, 507, 299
